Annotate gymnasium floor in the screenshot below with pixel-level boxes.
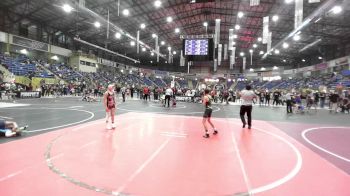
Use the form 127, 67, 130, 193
0, 96, 349, 196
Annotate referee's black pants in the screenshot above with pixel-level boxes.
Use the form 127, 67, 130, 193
165, 95, 171, 107
240, 105, 252, 126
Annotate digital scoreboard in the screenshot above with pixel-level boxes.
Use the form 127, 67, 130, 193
184, 39, 209, 55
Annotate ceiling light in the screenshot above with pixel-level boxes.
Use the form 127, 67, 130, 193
151, 52, 154, 56
253, 44, 257, 48
173, 51, 177, 55
249, 49, 253, 53
130, 41, 135, 46
166, 16, 173, 23
203, 22, 208, 27
62, 4, 73, 13
331, 5, 342, 14
235, 25, 240, 30
238, 12, 244, 18
249, 68, 254, 72
51, 55, 58, 60
318, 56, 323, 60
283, 59, 286, 62
302, 59, 306, 62
283, 42, 289, 49
94, 21, 101, 28
122, 9, 130, 16
167, 46, 172, 51
285, 0, 293, 4
152, 33, 157, 38
274, 49, 280, 54
232, 41, 236, 46
175, 28, 180, 33
161, 41, 165, 45
154, 0, 162, 8
257, 37, 262, 42
20, 49, 28, 54
261, 67, 266, 71
240, 52, 244, 57
115, 32, 121, 39
272, 15, 279, 22
142, 48, 146, 52
233, 34, 238, 39
140, 23, 146, 29
293, 34, 301, 41
150, 61, 153, 63
259, 51, 264, 55
273, 66, 279, 70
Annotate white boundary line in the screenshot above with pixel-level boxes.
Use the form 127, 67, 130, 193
0, 115, 13, 120
149, 104, 187, 109
302, 127, 350, 162
231, 132, 253, 195
1, 107, 95, 133
117, 105, 221, 115
114, 138, 171, 194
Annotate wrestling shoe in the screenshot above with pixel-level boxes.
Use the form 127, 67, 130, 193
203, 133, 210, 138
213, 129, 218, 135
106, 124, 112, 130
112, 123, 116, 129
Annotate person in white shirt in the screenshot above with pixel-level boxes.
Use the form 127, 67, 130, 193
239, 85, 257, 129
285, 92, 293, 113
165, 87, 173, 107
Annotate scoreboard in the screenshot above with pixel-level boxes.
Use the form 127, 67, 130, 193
184, 39, 209, 55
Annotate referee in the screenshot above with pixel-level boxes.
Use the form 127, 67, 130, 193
239, 85, 257, 129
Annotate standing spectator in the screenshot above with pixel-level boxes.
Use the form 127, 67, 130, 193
320, 91, 326, 108
239, 85, 257, 129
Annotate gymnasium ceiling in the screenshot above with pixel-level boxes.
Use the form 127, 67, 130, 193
0, 0, 349, 67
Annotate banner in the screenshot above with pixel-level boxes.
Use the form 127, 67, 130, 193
308, 0, 320, 3
17, 91, 41, 99
243, 57, 246, 70
228, 29, 234, 50
230, 47, 236, 70
154, 70, 168, 76
314, 63, 327, 71
214, 59, 217, 72
218, 44, 222, 66
267, 32, 272, 52
12, 35, 48, 52
136, 30, 140, 54
250, 0, 260, 6
180, 50, 185, 67
15, 76, 31, 86
263, 16, 269, 44
214, 19, 221, 47
295, 0, 303, 29
224, 44, 228, 60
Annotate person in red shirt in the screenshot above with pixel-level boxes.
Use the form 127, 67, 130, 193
143, 86, 149, 101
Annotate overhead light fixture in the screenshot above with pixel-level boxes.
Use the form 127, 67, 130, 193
115, 32, 121, 39
285, 0, 293, 4
272, 15, 279, 22
283, 59, 286, 62
259, 51, 264, 55
235, 24, 240, 30
122, 9, 130, 16
150, 61, 153, 63
140, 23, 146, 29
130, 41, 135, 46
240, 52, 244, 57
161, 41, 165, 45
94, 21, 101, 28
203, 22, 208, 27
261, 67, 266, 71
249, 49, 253, 53
175, 28, 180, 33
51, 55, 59, 60
257, 37, 262, 42
233, 34, 238, 39
154, 0, 162, 8
142, 48, 146, 52
274, 49, 280, 54
293, 34, 301, 41
152, 33, 157, 38
173, 51, 177, 55
318, 56, 323, 60
282, 42, 289, 49
238, 12, 244, 18
302, 59, 306, 62
62, 4, 73, 13
167, 46, 172, 51
331, 5, 342, 14
151, 52, 154, 56
166, 16, 173, 23
273, 66, 279, 70
253, 44, 257, 48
